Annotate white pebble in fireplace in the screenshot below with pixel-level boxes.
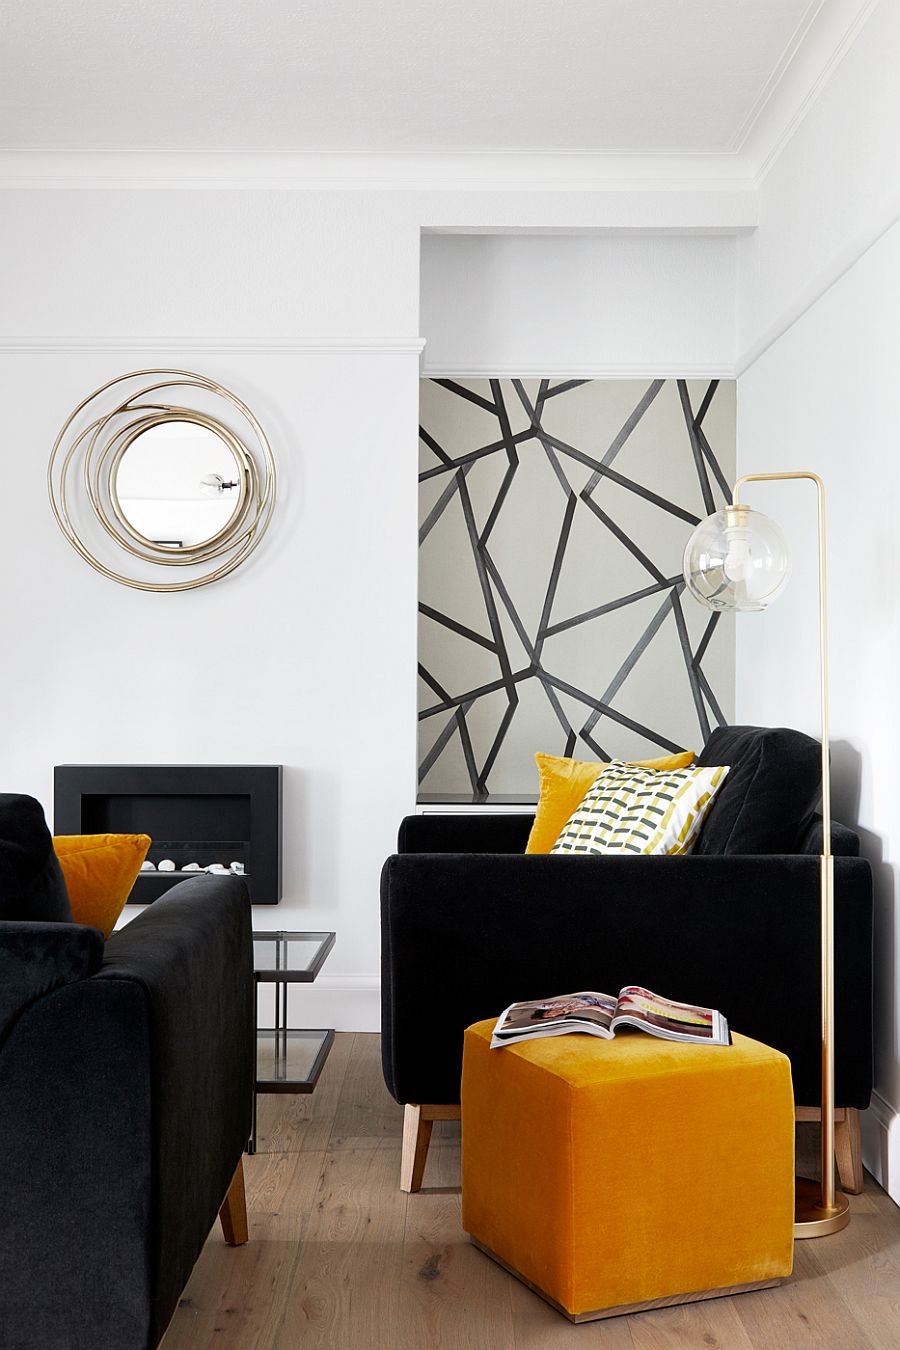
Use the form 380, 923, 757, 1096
141, 860, 248, 875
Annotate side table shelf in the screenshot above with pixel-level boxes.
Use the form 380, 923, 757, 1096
251, 930, 336, 1153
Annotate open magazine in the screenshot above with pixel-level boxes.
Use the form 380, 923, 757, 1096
491, 986, 730, 1049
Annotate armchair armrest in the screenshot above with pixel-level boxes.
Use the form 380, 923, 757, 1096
97, 874, 254, 1345
0, 877, 252, 1350
381, 852, 873, 1111
0, 921, 103, 1042
398, 813, 534, 854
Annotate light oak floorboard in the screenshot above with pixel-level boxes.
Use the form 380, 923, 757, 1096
327, 1031, 406, 1151
267, 1145, 408, 1348
165, 1145, 326, 1349
255, 1028, 355, 1155
163, 1035, 900, 1350
401, 1137, 517, 1349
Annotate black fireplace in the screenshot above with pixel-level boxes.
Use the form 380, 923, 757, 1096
54, 764, 282, 905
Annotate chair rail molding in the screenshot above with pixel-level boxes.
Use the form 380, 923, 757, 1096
0, 335, 427, 356
420, 361, 737, 380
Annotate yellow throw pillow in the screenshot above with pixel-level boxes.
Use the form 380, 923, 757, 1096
525, 750, 696, 854
550, 760, 729, 856
53, 833, 151, 938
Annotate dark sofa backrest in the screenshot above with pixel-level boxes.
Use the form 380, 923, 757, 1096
694, 725, 824, 855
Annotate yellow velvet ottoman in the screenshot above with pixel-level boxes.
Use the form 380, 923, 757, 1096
461, 1019, 795, 1322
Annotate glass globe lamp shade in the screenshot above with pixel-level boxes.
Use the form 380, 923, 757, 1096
683, 505, 790, 612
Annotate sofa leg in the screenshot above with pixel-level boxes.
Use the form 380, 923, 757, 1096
795, 1105, 865, 1196
400, 1104, 461, 1193
219, 1158, 249, 1245
835, 1107, 864, 1195
401, 1105, 433, 1193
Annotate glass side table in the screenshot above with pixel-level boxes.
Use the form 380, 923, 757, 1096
250, 930, 336, 1153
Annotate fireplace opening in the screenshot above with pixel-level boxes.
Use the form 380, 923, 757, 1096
54, 765, 282, 905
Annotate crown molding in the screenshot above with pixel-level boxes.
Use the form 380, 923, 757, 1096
0, 335, 427, 355
0, 148, 758, 192
727, 0, 828, 153
743, 0, 881, 182
0, 4, 879, 204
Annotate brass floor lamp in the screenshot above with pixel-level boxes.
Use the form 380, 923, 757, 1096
683, 471, 850, 1239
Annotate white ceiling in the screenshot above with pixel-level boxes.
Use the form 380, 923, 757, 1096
0, 0, 843, 155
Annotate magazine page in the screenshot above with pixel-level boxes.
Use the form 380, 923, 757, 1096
612, 986, 729, 1045
490, 992, 617, 1048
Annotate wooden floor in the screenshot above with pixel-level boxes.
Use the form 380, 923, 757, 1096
164, 1034, 900, 1350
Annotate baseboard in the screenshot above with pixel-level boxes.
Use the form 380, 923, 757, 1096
257, 974, 381, 1034
860, 1091, 900, 1206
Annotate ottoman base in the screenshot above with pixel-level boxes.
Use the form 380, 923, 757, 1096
472, 1240, 783, 1324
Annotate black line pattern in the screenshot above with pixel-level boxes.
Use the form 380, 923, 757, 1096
418, 378, 733, 799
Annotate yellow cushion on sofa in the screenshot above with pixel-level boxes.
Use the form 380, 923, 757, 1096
525, 750, 696, 854
53, 833, 151, 937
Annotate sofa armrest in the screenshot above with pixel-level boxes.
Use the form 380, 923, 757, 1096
796, 813, 860, 857
0, 949, 153, 1349
381, 852, 873, 1111
398, 813, 534, 854
97, 874, 254, 1345
0, 921, 103, 1043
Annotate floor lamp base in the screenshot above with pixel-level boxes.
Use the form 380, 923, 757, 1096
793, 1176, 850, 1238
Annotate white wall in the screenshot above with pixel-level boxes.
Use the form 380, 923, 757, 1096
3, 344, 420, 1028
734, 0, 900, 1203
0, 185, 742, 1030
0, 189, 423, 1030
421, 232, 736, 375
3, 3, 897, 1096
737, 0, 900, 369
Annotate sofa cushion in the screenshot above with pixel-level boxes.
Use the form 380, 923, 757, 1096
693, 726, 822, 855
54, 833, 151, 938
0, 795, 72, 922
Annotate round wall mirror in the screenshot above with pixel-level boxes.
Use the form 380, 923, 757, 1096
48, 370, 276, 591
112, 419, 247, 551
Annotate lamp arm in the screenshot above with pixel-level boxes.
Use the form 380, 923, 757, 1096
729, 469, 840, 1227
731, 471, 829, 859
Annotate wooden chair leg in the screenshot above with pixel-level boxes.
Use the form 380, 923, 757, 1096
835, 1107, 864, 1195
401, 1105, 434, 1193
795, 1105, 865, 1195
219, 1158, 249, 1245
400, 1104, 462, 1193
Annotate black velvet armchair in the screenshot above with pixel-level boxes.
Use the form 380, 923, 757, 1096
0, 875, 254, 1350
381, 727, 874, 1196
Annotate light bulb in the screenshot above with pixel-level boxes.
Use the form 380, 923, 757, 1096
199, 473, 225, 496
722, 530, 750, 578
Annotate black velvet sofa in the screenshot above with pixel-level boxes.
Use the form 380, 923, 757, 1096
381, 726, 874, 1194
0, 874, 254, 1350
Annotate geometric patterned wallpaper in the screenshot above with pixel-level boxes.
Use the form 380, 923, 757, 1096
418, 378, 735, 799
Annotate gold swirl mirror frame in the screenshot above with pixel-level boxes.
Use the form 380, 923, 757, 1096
48, 369, 277, 592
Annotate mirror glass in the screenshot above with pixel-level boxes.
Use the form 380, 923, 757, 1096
114, 421, 243, 549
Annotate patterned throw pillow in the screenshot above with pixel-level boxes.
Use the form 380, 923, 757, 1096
550, 760, 729, 857
524, 750, 696, 854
